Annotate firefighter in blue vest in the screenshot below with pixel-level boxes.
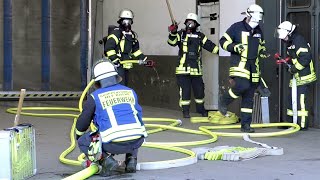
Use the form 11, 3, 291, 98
167, 13, 219, 118
275, 21, 317, 130
104, 9, 149, 86
218, 4, 270, 133
75, 59, 147, 176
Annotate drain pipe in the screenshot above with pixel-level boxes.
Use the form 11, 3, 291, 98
41, 0, 51, 90
80, 0, 88, 90
3, 0, 13, 91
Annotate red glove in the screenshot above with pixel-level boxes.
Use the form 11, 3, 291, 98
274, 53, 290, 65
168, 23, 178, 33
144, 60, 155, 68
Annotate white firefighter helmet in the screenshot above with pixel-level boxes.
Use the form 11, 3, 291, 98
119, 9, 134, 19
185, 13, 199, 25
275, 21, 296, 40
93, 60, 122, 86
245, 4, 264, 21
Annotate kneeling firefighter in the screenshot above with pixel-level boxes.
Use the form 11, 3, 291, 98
75, 59, 147, 176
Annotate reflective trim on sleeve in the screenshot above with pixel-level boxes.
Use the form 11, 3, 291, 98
202, 36, 208, 44
106, 50, 117, 57
293, 60, 305, 70
212, 46, 219, 54
296, 47, 308, 56
107, 34, 119, 45
132, 50, 142, 57
223, 33, 233, 43
228, 89, 239, 99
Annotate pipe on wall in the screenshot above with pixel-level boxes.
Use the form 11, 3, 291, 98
41, 0, 51, 90
3, 0, 13, 91
80, 0, 88, 90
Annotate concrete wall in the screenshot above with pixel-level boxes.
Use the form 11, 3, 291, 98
0, 0, 81, 91
0, 1, 3, 90
102, 0, 196, 56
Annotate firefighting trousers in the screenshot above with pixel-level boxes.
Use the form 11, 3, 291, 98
286, 84, 310, 130
176, 74, 206, 113
117, 66, 129, 86
221, 77, 258, 125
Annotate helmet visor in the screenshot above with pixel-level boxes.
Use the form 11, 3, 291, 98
274, 28, 289, 39
247, 10, 264, 21
122, 19, 132, 26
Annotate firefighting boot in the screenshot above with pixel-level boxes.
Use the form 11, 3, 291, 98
201, 110, 208, 117
125, 154, 137, 173
99, 155, 121, 177
241, 124, 255, 133
182, 105, 191, 118
183, 111, 191, 118
218, 95, 228, 116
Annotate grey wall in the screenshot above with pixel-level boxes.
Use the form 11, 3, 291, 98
0, 1, 3, 90
51, 0, 81, 91
129, 56, 180, 110
12, 0, 42, 90
1, 0, 81, 91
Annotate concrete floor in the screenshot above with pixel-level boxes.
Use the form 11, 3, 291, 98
0, 101, 320, 180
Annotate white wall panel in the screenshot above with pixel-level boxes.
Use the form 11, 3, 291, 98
219, 0, 255, 56
199, 2, 220, 110
103, 0, 196, 55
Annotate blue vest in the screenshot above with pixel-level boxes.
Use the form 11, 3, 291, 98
91, 84, 147, 143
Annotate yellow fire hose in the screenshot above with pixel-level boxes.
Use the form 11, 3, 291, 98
6, 65, 301, 179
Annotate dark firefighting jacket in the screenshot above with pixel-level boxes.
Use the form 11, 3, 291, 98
104, 27, 146, 69
167, 29, 219, 75
286, 31, 317, 86
219, 18, 266, 83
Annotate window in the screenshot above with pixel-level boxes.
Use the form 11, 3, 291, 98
287, 12, 311, 43
287, 0, 311, 8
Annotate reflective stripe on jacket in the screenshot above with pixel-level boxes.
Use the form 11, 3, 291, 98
168, 30, 218, 75
91, 84, 147, 143
219, 18, 266, 83
286, 32, 317, 86
104, 27, 146, 69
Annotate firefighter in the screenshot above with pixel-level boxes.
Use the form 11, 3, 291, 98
104, 9, 148, 86
167, 13, 219, 118
275, 21, 317, 130
218, 4, 269, 133
75, 59, 147, 176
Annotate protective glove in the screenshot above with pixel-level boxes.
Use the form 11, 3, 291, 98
87, 133, 102, 162
168, 23, 178, 34
288, 65, 298, 74
257, 86, 271, 97
259, 50, 270, 59
112, 59, 121, 68
234, 44, 246, 54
